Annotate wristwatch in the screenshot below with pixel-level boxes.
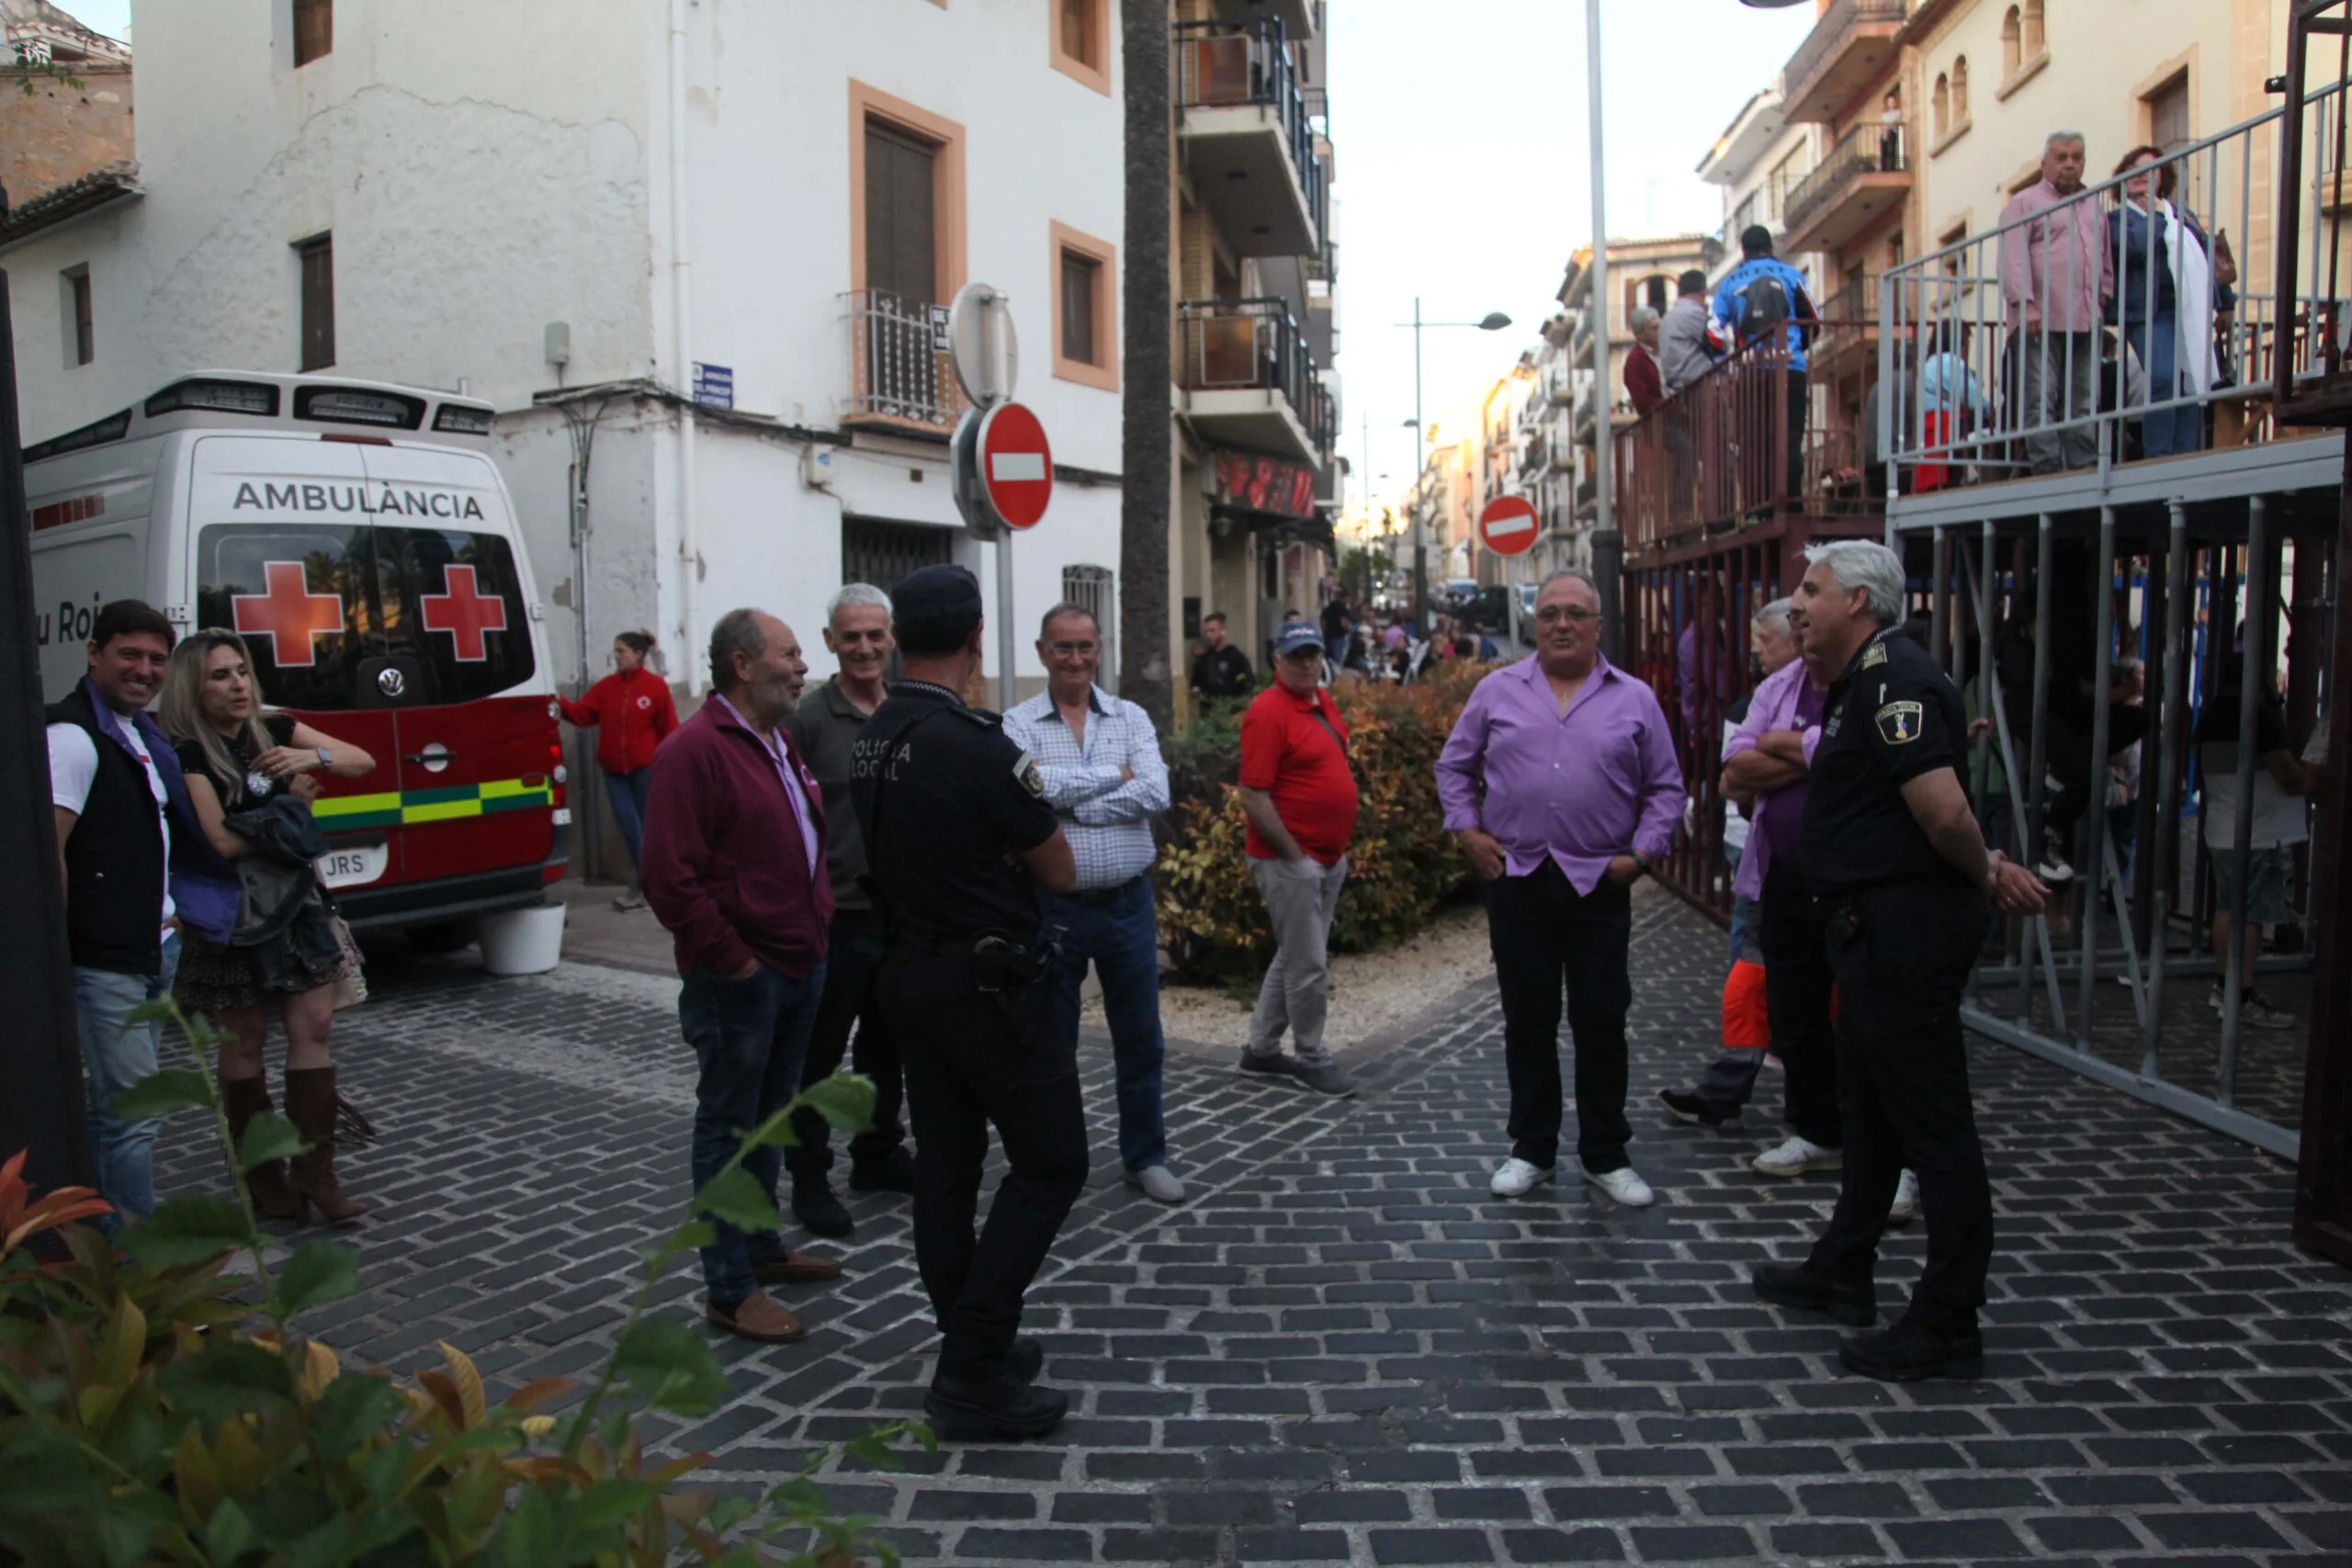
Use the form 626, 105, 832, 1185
315, 747, 334, 772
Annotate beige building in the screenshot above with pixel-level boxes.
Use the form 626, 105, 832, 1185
1169, 0, 1340, 694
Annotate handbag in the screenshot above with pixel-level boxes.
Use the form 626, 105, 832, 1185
328, 914, 368, 1011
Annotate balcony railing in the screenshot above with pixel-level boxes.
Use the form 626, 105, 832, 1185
1881, 73, 2352, 491
1781, 120, 1907, 245
1177, 296, 1337, 459
1812, 276, 1883, 369
841, 288, 965, 432
1782, 0, 1907, 119
1174, 17, 1329, 250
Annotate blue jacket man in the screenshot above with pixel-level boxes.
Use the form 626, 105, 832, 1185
1713, 225, 1817, 497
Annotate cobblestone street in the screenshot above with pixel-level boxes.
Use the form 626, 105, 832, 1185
156, 886, 2352, 1567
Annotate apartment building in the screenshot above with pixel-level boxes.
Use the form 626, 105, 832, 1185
1698, 88, 1826, 291
1514, 319, 1587, 573
1169, 0, 1341, 683
2, 0, 1131, 721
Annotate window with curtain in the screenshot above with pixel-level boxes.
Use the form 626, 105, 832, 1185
2001, 8, 2022, 77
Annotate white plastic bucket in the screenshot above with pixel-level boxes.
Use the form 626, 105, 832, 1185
478, 903, 567, 976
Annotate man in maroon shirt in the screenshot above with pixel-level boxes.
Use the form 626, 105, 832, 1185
1625, 308, 1666, 416
641, 608, 843, 1344
1236, 620, 1361, 1096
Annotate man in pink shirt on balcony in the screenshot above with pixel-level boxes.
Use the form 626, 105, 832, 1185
1998, 131, 2115, 474
1437, 570, 1684, 1209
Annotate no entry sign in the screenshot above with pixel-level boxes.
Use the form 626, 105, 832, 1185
1477, 494, 1540, 558
978, 400, 1053, 530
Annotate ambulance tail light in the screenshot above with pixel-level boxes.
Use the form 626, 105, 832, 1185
549, 741, 567, 809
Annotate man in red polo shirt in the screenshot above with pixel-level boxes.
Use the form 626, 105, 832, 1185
1237, 619, 1360, 1096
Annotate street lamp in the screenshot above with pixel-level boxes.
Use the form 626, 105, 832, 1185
1398, 299, 1513, 628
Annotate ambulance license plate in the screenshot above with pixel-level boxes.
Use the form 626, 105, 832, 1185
316, 844, 388, 889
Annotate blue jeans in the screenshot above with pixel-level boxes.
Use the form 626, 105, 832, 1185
604, 767, 652, 877
1041, 877, 1168, 1172
678, 960, 825, 1307
2135, 311, 2204, 459
75, 931, 181, 1228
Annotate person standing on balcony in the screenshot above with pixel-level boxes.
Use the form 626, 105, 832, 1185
2109, 144, 2232, 460
1998, 131, 2114, 474
1713, 227, 1817, 501
1658, 271, 1719, 397
1438, 570, 1684, 1209
1625, 308, 1666, 417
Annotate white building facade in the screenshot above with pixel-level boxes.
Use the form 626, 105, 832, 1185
4, 0, 1130, 711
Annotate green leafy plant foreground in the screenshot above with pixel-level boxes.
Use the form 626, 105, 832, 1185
0, 1003, 925, 1567
1158, 662, 1489, 982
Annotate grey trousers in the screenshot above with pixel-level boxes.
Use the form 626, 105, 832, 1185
2017, 329, 2099, 474
1248, 853, 1350, 1065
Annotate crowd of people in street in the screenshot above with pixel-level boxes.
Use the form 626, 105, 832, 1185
45, 536, 2094, 1443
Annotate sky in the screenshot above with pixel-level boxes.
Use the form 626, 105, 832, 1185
52, 0, 1813, 524
1328, 0, 1817, 520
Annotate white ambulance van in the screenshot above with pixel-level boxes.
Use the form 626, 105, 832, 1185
28, 372, 570, 940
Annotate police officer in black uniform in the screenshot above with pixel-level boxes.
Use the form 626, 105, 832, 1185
850, 564, 1088, 1440
1751, 541, 2047, 1382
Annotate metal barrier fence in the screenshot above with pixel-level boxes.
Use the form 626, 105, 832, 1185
1879, 76, 2352, 489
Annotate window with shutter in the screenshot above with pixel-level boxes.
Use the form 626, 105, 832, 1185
2149, 72, 2190, 152
1052, 223, 1119, 391
293, 0, 332, 66
864, 123, 939, 306
62, 265, 93, 367
1062, 253, 1099, 366
297, 235, 335, 371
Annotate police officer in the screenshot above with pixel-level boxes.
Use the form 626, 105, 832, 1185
1750, 541, 2047, 1382
851, 564, 1088, 1440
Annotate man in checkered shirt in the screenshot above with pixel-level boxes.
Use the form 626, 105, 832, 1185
1002, 603, 1182, 1203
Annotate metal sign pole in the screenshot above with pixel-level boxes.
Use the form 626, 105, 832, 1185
996, 528, 1017, 713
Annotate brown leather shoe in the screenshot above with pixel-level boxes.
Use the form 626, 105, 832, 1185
705, 1291, 807, 1343
752, 1250, 845, 1286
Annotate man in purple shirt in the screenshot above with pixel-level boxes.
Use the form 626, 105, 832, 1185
1436, 570, 1684, 1207
1998, 131, 2114, 474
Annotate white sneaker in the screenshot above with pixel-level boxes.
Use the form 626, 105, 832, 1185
1489, 1157, 1555, 1198
1584, 1167, 1657, 1207
1127, 1164, 1186, 1203
1752, 1136, 1842, 1179
1886, 1169, 1920, 1224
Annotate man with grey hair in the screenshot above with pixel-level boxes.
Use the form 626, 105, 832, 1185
1749, 542, 2045, 1381
642, 607, 844, 1343
1998, 131, 2112, 473
783, 583, 912, 1240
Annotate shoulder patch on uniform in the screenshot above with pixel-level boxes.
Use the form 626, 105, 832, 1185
1013, 750, 1046, 797
1875, 700, 1925, 745
1861, 642, 1888, 669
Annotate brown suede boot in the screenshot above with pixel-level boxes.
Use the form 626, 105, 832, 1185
220, 1074, 307, 1222
284, 1066, 368, 1224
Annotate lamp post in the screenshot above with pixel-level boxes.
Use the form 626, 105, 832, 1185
1401, 298, 1512, 630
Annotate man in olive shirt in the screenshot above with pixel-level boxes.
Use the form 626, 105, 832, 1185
785, 584, 912, 1239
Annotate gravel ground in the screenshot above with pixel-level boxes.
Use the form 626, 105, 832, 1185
1089, 898, 1495, 1055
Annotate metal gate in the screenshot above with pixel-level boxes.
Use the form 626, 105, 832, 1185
842, 518, 954, 597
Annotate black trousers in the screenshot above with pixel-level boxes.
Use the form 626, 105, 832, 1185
787, 907, 908, 1180
880, 942, 1089, 1381
1488, 860, 1634, 1174
1805, 878, 1995, 1335
1758, 860, 1841, 1148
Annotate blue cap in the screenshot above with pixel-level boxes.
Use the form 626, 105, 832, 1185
1273, 619, 1325, 657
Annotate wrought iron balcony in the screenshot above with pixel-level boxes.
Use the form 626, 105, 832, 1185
1178, 297, 1335, 468
1780, 120, 1911, 255
840, 288, 966, 433
1781, 0, 1906, 125
1174, 17, 1329, 259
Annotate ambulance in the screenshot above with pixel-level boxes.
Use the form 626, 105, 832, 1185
27, 372, 569, 942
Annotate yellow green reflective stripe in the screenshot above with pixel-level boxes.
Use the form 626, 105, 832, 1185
312, 778, 553, 829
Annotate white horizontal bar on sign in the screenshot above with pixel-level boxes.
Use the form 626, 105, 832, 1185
990, 453, 1047, 483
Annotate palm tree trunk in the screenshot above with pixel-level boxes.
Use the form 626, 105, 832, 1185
1119, 0, 1174, 728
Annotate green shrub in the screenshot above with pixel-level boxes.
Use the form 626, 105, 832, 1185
0, 1003, 923, 1567
1158, 664, 1490, 981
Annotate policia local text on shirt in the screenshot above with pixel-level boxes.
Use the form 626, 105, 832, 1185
1750, 542, 2048, 1385
849, 564, 1089, 1443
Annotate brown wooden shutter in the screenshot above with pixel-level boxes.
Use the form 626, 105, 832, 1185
298, 235, 335, 370
1061, 251, 1099, 366
864, 123, 938, 305
294, 0, 332, 66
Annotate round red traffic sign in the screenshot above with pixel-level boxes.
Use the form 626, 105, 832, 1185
1477, 494, 1541, 558
978, 400, 1053, 531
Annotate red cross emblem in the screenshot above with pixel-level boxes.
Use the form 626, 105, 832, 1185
419, 564, 509, 662
232, 561, 344, 668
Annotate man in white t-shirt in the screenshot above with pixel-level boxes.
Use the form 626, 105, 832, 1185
2195, 666, 2306, 1032
46, 601, 192, 1225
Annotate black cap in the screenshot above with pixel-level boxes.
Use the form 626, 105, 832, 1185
892, 563, 984, 654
